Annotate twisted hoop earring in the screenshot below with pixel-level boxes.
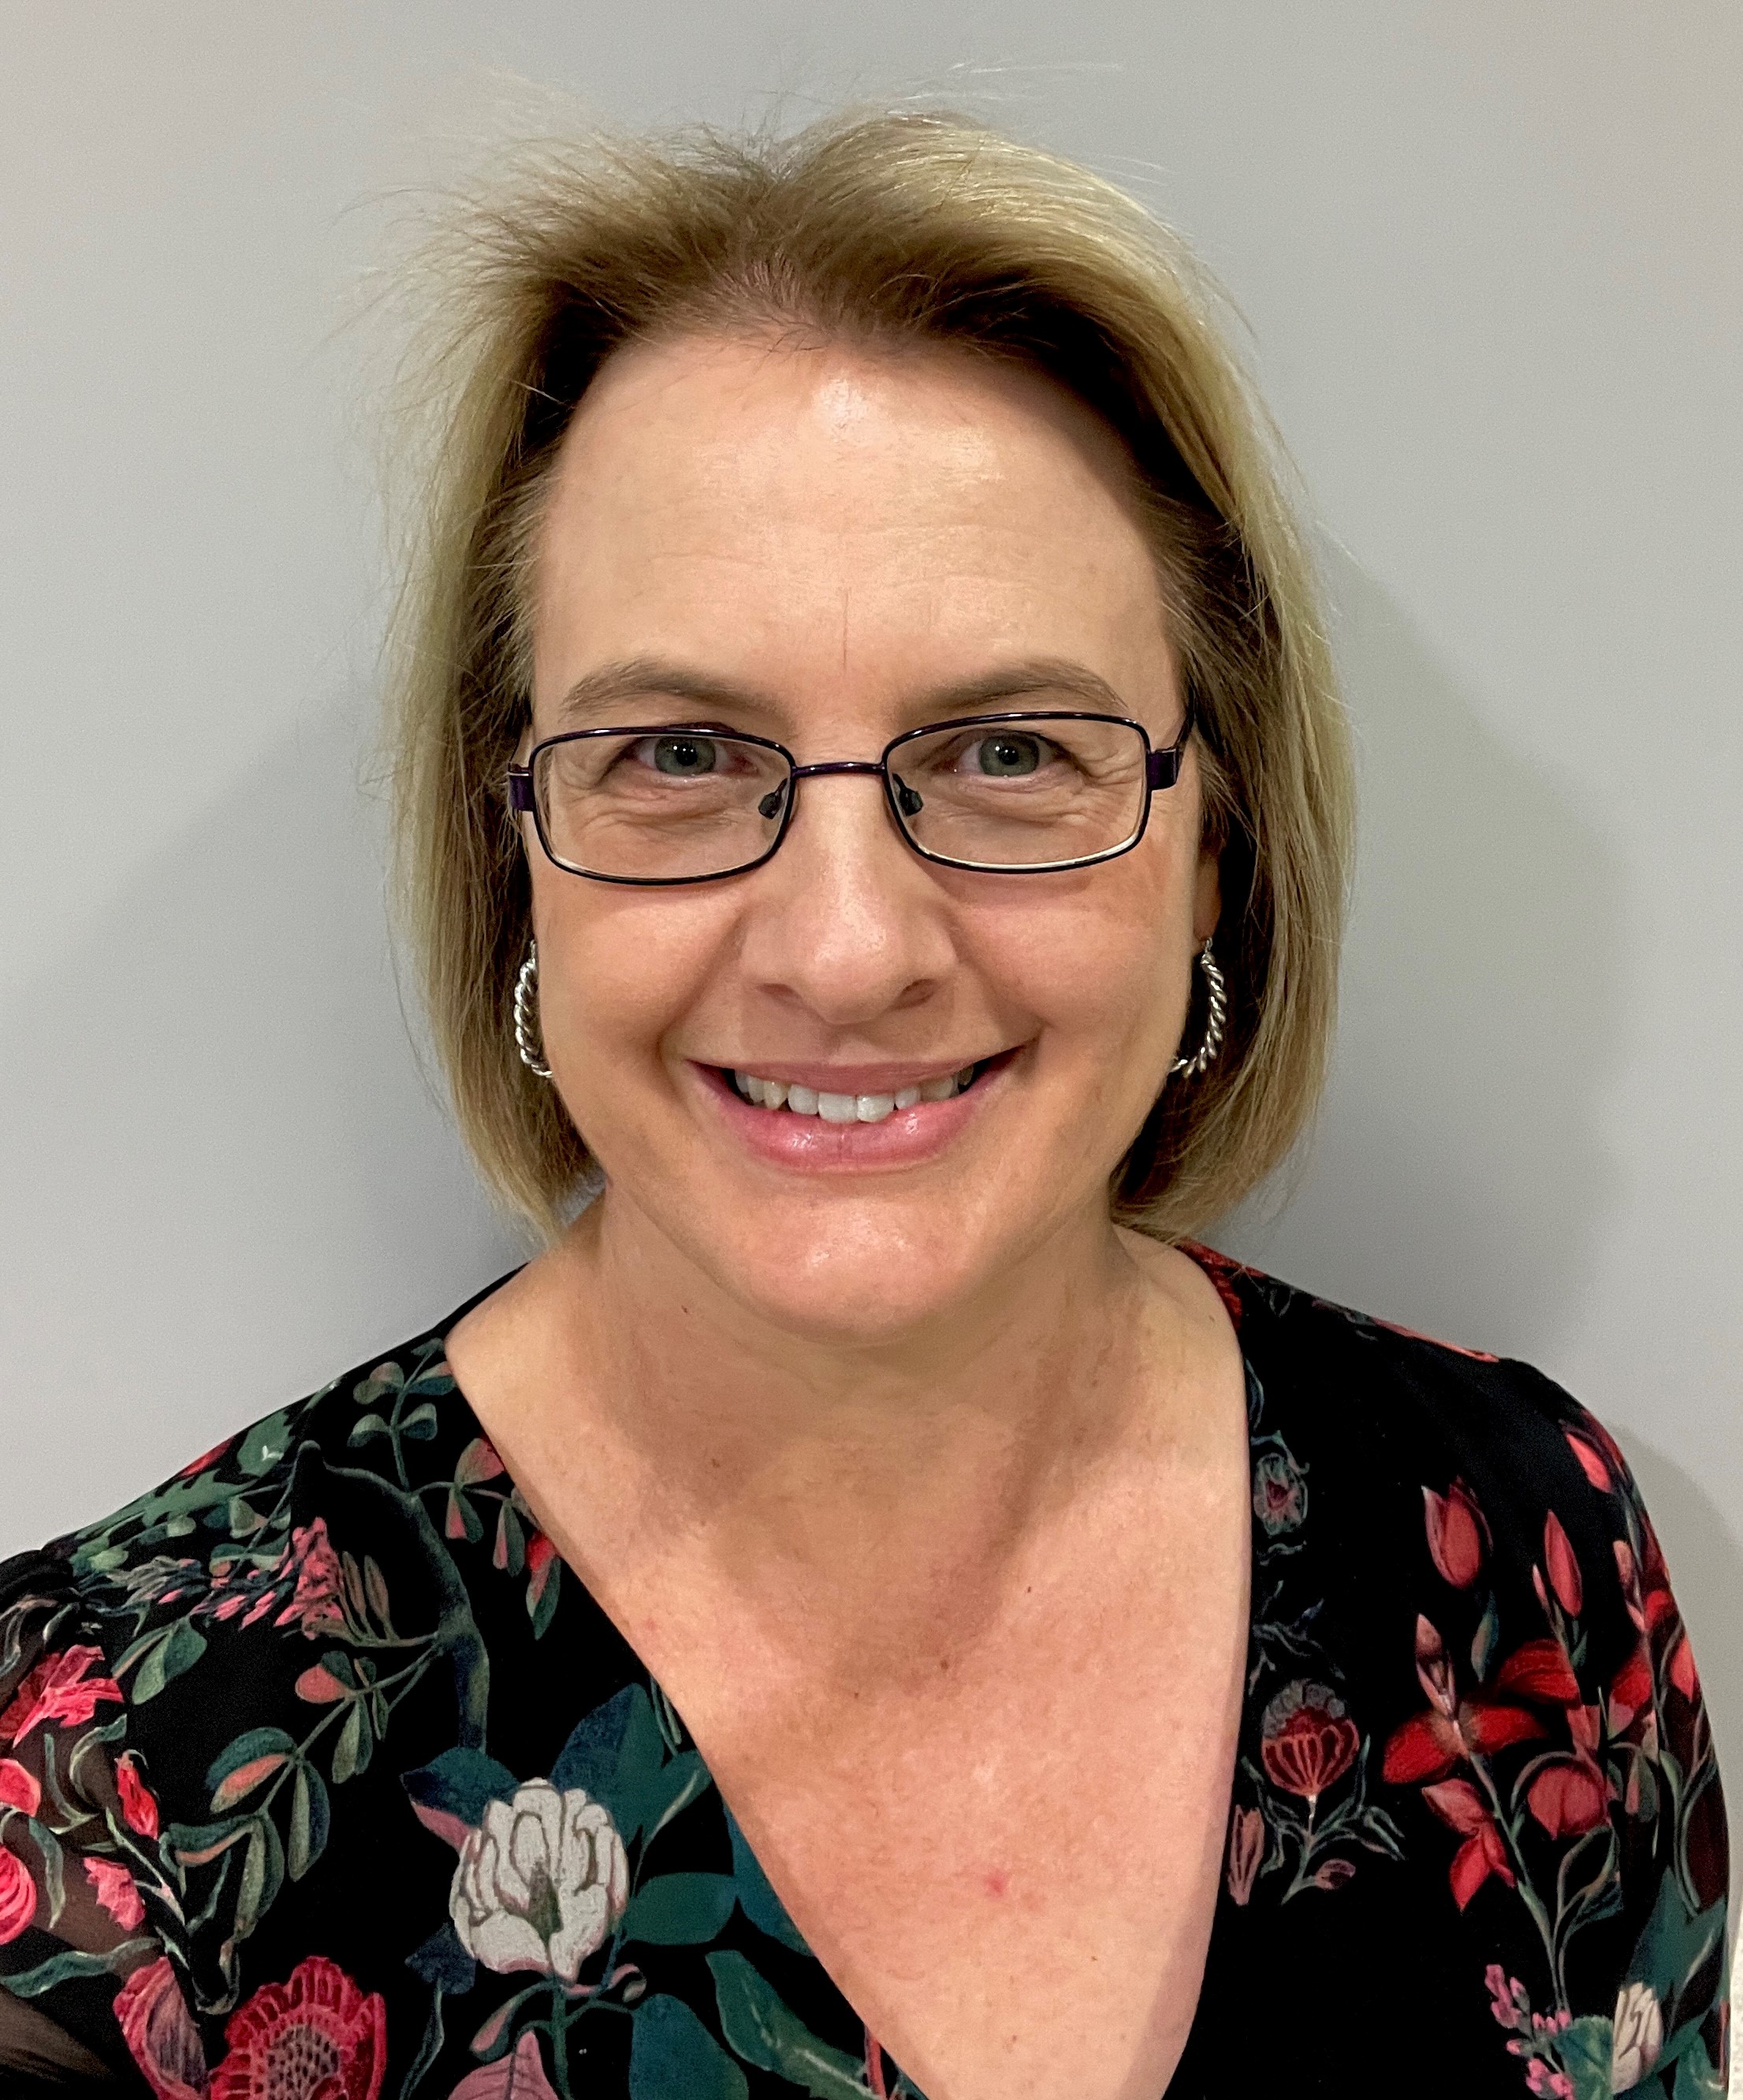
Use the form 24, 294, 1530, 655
514, 941, 552, 1079
1169, 940, 1227, 1081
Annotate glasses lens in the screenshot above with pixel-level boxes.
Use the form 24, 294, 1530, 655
534, 732, 791, 881
887, 716, 1150, 868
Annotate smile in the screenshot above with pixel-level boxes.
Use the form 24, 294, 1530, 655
727, 1064, 983, 1123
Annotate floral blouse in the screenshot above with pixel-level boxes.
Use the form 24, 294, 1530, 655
0, 1251, 1727, 2099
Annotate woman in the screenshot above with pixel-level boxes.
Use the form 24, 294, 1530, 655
0, 111, 1725, 2099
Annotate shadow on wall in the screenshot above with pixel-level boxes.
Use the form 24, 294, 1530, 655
1220, 550, 1622, 1361
0, 696, 523, 1554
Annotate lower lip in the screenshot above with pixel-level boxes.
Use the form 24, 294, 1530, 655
690, 1059, 1005, 1171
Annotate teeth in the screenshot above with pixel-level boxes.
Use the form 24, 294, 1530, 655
730, 1066, 981, 1122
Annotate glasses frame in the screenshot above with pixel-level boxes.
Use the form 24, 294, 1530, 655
506, 706, 1195, 885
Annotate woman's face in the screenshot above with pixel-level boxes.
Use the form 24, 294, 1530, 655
525, 330, 1218, 1342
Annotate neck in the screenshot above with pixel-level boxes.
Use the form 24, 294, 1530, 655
499, 1187, 1179, 1646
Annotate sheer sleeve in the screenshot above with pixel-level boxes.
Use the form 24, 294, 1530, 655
1553, 1403, 1732, 2092
0, 1549, 202, 2094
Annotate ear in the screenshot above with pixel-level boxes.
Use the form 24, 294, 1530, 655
1192, 845, 1222, 948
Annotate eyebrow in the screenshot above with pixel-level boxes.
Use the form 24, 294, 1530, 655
550, 656, 1137, 730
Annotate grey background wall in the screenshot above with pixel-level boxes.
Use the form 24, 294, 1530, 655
3, 0, 1738, 1927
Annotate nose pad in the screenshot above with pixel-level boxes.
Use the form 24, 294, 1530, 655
758, 782, 789, 822
892, 775, 924, 818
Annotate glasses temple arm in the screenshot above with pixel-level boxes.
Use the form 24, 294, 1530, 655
1146, 705, 1196, 792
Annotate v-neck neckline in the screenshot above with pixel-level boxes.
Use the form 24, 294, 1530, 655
434, 1244, 1260, 2099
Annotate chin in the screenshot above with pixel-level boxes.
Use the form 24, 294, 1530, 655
691, 1210, 1004, 1347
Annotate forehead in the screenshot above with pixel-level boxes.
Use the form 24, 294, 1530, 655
530, 330, 1175, 731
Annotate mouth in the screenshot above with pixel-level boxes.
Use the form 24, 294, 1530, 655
719, 1059, 995, 1125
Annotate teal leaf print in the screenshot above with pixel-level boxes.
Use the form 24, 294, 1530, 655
619, 1871, 737, 1946
707, 1950, 871, 2098
549, 1685, 642, 1803
1554, 2013, 1613, 2100
0, 1938, 156, 1998
630, 1994, 749, 2100
402, 1746, 522, 1836
130, 1617, 207, 1703
549, 1683, 704, 1846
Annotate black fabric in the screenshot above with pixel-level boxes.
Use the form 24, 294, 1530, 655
0, 1252, 1726, 2098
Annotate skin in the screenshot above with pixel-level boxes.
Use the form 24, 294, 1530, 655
446, 331, 1251, 2099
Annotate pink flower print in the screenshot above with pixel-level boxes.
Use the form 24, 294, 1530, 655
1541, 1511, 1583, 1616
85, 1855, 146, 1931
114, 1954, 211, 2100
0, 1645, 122, 1744
1564, 1430, 1612, 1492
0, 1845, 36, 1943
1525, 2063, 1574, 2099
1485, 1965, 1528, 2031
116, 1752, 162, 1840
274, 1519, 347, 1639
1423, 1480, 1488, 1589
1226, 1805, 1264, 1905
0, 1758, 40, 1816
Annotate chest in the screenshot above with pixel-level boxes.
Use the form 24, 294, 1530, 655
669, 1512, 1250, 2100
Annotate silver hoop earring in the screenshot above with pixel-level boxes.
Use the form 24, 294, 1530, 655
1169, 940, 1227, 1081
514, 941, 551, 1079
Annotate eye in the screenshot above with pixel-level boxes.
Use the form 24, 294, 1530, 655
642, 734, 722, 777
966, 732, 1046, 778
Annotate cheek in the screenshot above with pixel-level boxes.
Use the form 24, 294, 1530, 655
531, 879, 724, 1070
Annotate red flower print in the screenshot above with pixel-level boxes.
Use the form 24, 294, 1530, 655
177, 1435, 235, 1479
1381, 1618, 1553, 1785
1670, 1633, 1700, 1701
1564, 1429, 1612, 1493
0, 1757, 40, 1815
1423, 1480, 1488, 1589
526, 1531, 558, 1608
85, 1854, 146, 1931
115, 1955, 210, 2100
1542, 1511, 1583, 1616
1421, 1778, 1514, 1909
1226, 1804, 1265, 1904
0, 1644, 123, 1744
1526, 1759, 1611, 1839
117, 1751, 162, 1840
211, 1955, 386, 2100
0, 1845, 36, 1942
1260, 1681, 1360, 1803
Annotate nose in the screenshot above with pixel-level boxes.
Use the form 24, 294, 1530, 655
736, 768, 956, 1028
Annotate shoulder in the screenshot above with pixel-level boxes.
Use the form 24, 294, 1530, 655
1194, 1244, 1729, 2094
1186, 1242, 1624, 1561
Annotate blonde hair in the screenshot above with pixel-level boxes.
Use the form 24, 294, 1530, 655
385, 108, 1354, 1239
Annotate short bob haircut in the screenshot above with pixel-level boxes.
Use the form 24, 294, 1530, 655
386, 108, 1354, 1241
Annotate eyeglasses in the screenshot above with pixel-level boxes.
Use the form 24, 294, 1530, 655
508, 709, 1193, 884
